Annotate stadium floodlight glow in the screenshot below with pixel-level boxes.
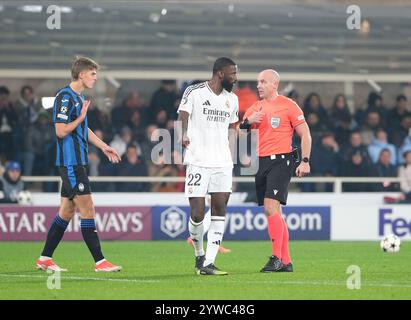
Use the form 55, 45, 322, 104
366, 79, 382, 93
60, 6, 73, 13
91, 7, 104, 13
149, 13, 160, 23
42, 97, 55, 110
161, 8, 167, 16
20, 5, 43, 13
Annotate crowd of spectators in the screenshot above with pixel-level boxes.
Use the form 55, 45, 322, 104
1, 80, 410, 193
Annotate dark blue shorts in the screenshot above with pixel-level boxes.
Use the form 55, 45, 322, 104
58, 165, 91, 200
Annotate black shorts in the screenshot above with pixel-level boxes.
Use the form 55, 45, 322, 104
58, 165, 91, 200
255, 153, 295, 206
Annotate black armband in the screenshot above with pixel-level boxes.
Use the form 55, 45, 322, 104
239, 119, 251, 130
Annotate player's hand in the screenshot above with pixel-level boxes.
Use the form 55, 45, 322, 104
247, 111, 264, 125
181, 134, 190, 148
295, 162, 310, 177
80, 100, 90, 120
102, 145, 121, 164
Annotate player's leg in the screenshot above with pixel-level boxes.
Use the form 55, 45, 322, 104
185, 165, 210, 272
74, 194, 121, 272
260, 155, 293, 272
200, 167, 232, 275
189, 196, 231, 254
35, 166, 76, 271
201, 192, 230, 274
203, 195, 212, 233
35, 197, 75, 271
260, 198, 285, 272
205, 195, 231, 253
188, 197, 206, 272
73, 166, 121, 272
279, 211, 293, 272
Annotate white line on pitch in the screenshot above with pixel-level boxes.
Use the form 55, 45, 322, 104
0, 274, 159, 283
221, 280, 411, 288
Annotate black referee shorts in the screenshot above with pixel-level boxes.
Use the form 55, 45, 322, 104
255, 153, 295, 206
58, 165, 91, 200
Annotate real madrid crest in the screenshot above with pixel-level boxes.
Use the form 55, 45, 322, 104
226, 100, 230, 108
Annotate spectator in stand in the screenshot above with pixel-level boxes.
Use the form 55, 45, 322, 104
365, 92, 389, 121
234, 81, 258, 120
359, 111, 383, 145
128, 109, 145, 141
140, 124, 160, 164
389, 113, 411, 148
0, 161, 25, 203
150, 80, 179, 121
0, 86, 19, 162
111, 90, 147, 133
15, 85, 42, 125
287, 89, 302, 107
341, 130, 372, 165
303, 92, 330, 129
309, 132, 339, 191
388, 95, 410, 129
373, 148, 398, 191
149, 152, 179, 192
116, 144, 149, 192
398, 135, 411, 165
305, 112, 328, 146
109, 126, 137, 158
340, 150, 375, 191
24, 112, 54, 176
358, 92, 388, 128
154, 109, 168, 129
86, 98, 105, 131
311, 132, 340, 176
397, 150, 411, 203
329, 94, 353, 147
368, 129, 397, 165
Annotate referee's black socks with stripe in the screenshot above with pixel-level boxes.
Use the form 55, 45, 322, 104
41, 214, 69, 258
81, 219, 104, 263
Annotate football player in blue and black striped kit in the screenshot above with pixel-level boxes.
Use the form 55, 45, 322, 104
35, 57, 122, 272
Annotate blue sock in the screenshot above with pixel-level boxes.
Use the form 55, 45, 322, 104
41, 214, 69, 257
81, 219, 104, 263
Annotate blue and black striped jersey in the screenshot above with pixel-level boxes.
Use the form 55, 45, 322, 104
53, 85, 88, 167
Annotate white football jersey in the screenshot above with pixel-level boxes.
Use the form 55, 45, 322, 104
177, 81, 239, 168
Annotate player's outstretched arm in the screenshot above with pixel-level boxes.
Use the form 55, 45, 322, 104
55, 100, 90, 139
294, 122, 312, 177
88, 128, 121, 164
177, 111, 190, 148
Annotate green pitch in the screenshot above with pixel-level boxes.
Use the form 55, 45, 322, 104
0, 241, 410, 300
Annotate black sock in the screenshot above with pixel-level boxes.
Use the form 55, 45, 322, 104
41, 214, 69, 257
81, 219, 104, 263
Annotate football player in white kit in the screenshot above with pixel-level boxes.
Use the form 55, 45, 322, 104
177, 57, 239, 275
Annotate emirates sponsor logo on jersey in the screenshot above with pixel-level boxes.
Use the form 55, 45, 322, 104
202, 108, 230, 118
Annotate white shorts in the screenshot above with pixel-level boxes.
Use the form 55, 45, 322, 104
184, 165, 233, 197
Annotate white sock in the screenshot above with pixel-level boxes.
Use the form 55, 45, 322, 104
203, 209, 212, 234
205, 216, 226, 266
39, 256, 51, 261
189, 218, 205, 257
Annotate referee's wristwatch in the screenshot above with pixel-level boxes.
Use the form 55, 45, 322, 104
302, 157, 309, 163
